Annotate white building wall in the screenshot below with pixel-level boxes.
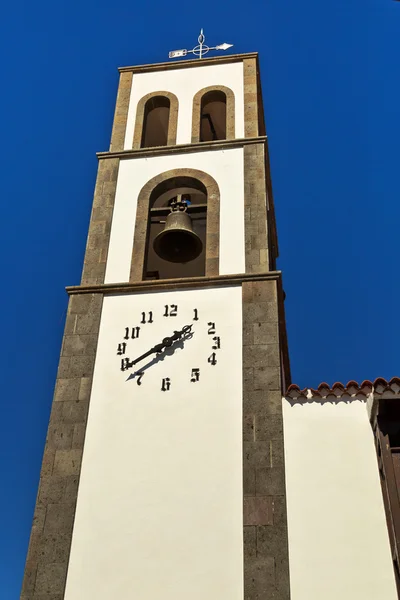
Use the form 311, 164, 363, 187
64, 286, 244, 600
124, 62, 245, 149
104, 148, 245, 283
283, 397, 398, 600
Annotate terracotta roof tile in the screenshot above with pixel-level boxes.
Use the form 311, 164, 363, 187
285, 377, 400, 399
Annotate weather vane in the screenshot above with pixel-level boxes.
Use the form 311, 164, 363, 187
169, 29, 233, 60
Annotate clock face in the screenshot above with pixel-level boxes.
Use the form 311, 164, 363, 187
114, 301, 222, 393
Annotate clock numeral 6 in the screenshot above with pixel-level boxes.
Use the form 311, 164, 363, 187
161, 377, 171, 391
164, 304, 178, 317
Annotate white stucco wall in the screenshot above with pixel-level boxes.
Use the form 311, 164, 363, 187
104, 148, 245, 283
64, 286, 244, 600
124, 61, 244, 149
283, 397, 397, 600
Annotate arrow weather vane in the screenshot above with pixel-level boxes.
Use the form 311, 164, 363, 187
169, 29, 233, 60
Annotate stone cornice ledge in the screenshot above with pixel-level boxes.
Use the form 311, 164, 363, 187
67, 271, 282, 295
118, 52, 259, 74
97, 136, 268, 160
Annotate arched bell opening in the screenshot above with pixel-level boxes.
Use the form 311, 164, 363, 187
200, 90, 227, 142
144, 177, 207, 280
141, 96, 171, 148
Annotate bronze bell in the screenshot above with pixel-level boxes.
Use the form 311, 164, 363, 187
153, 196, 203, 263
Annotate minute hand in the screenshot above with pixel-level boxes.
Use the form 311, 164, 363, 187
131, 324, 192, 366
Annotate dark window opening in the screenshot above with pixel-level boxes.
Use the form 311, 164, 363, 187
144, 177, 207, 281
141, 96, 170, 148
375, 400, 400, 597
200, 91, 227, 142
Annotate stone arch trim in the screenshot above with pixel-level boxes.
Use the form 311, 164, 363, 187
191, 85, 235, 143
129, 168, 220, 282
132, 91, 179, 149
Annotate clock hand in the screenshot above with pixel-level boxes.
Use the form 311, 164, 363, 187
131, 324, 192, 366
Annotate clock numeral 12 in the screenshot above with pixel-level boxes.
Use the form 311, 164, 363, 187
141, 311, 153, 324
164, 304, 178, 317
124, 327, 140, 340
208, 352, 217, 366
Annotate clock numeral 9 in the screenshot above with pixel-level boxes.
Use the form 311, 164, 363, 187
208, 352, 217, 366
140, 311, 153, 324
117, 342, 127, 355
164, 304, 178, 317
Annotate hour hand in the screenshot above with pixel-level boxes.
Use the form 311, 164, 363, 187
131, 324, 192, 366
131, 347, 157, 366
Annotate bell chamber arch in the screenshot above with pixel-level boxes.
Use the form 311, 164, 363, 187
130, 169, 220, 282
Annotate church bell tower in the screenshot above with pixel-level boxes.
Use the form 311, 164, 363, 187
21, 46, 291, 600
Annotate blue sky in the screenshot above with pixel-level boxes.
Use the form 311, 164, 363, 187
1, 0, 399, 596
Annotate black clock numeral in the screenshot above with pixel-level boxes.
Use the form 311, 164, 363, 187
208, 322, 216, 335
116, 342, 127, 355
212, 336, 221, 350
164, 304, 178, 317
193, 308, 199, 321
161, 377, 171, 391
208, 352, 217, 366
191, 368, 200, 382
141, 311, 153, 324
136, 371, 144, 386
124, 327, 140, 340
120, 357, 133, 372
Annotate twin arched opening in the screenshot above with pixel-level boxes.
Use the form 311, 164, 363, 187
132, 86, 235, 149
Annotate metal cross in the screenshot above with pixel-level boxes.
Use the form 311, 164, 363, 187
169, 29, 233, 60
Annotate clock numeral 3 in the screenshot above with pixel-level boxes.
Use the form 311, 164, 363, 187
124, 327, 140, 340
212, 336, 221, 350
164, 304, 178, 317
191, 368, 200, 382
208, 322, 216, 335
141, 311, 153, 324
208, 352, 217, 366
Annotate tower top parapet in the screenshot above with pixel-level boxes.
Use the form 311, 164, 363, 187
118, 51, 258, 74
